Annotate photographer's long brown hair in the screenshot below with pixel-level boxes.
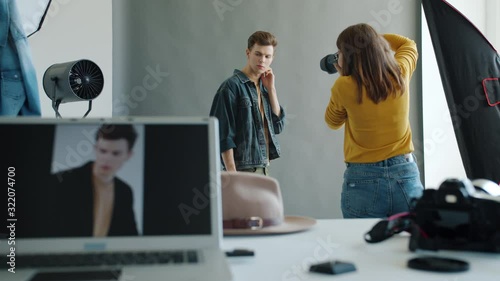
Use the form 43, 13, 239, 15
336, 24, 405, 104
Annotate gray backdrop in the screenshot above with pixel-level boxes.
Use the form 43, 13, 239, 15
112, 0, 423, 219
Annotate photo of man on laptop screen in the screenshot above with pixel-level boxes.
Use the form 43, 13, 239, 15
10, 122, 212, 238
50, 124, 142, 237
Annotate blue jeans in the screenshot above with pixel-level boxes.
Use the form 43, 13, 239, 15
1, 69, 27, 115
341, 154, 424, 218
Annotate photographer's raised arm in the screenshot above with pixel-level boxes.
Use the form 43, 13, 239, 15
382, 34, 418, 75
325, 79, 348, 130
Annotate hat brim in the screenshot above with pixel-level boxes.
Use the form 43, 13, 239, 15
223, 215, 316, 236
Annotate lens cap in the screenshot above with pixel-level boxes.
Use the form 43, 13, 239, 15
407, 256, 469, 272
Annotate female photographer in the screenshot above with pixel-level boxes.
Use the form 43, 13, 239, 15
325, 23, 423, 218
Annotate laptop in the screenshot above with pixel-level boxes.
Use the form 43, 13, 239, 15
0, 117, 232, 281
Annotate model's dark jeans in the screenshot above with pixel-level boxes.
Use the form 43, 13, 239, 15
341, 153, 424, 218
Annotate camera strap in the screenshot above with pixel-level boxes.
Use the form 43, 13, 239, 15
364, 212, 414, 243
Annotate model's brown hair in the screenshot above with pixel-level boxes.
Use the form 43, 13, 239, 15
336, 23, 405, 104
247, 31, 278, 50
96, 124, 137, 151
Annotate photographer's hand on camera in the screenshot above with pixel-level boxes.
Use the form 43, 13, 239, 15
334, 63, 342, 75
334, 51, 343, 75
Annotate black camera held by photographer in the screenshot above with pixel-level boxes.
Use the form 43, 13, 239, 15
320, 52, 339, 74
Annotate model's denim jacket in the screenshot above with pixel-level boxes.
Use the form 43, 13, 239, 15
0, 0, 41, 115
210, 69, 285, 170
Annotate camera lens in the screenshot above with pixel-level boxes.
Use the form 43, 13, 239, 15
320, 53, 339, 74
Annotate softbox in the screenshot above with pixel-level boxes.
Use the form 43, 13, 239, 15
422, 0, 500, 183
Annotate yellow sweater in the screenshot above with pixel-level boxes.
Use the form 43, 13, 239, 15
325, 34, 418, 163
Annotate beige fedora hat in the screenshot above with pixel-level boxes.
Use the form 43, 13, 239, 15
221, 171, 316, 235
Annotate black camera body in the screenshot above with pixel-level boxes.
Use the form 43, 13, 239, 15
320, 53, 339, 74
409, 178, 500, 253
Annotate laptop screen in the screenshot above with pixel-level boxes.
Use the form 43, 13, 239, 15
2, 119, 217, 239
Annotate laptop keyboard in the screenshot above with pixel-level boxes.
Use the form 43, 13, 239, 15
6, 250, 199, 268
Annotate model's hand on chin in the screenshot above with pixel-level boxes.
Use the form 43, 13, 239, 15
261, 68, 275, 90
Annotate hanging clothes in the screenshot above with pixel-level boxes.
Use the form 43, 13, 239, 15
0, 0, 41, 116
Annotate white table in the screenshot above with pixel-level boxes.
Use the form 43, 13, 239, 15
223, 219, 500, 281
